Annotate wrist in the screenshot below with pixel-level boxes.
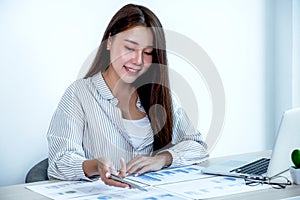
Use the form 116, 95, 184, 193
157, 152, 173, 167
83, 159, 100, 177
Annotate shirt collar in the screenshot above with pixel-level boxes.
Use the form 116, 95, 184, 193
92, 72, 119, 105
91, 72, 145, 111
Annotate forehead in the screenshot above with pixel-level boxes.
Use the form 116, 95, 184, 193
113, 26, 154, 47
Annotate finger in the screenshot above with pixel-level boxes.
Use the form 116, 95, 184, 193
97, 159, 117, 181
126, 155, 143, 168
126, 158, 142, 175
100, 170, 129, 188
118, 158, 126, 178
127, 158, 149, 175
135, 164, 152, 176
99, 167, 110, 182
102, 175, 130, 188
106, 161, 117, 175
97, 158, 116, 175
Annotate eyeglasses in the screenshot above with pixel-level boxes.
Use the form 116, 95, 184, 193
244, 176, 292, 189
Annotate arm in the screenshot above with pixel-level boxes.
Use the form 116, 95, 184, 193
48, 82, 132, 188
47, 83, 88, 180
157, 106, 209, 168
126, 104, 207, 175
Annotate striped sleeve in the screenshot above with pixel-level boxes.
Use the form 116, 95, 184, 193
158, 103, 208, 168
47, 82, 89, 181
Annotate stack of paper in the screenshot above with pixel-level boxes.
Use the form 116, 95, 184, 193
26, 165, 270, 200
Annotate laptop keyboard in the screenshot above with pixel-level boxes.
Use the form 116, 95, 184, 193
230, 158, 270, 176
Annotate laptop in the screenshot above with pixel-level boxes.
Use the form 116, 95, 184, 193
202, 107, 300, 179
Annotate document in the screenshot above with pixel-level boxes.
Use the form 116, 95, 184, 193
127, 165, 212, 186
26, 165, 271, 199
157, 176, 271, 199
26, 180, 188, 200
70, 187, 189, 200
26, 180, 124, 200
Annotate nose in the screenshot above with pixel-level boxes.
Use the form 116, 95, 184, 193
133, 50, 143, 66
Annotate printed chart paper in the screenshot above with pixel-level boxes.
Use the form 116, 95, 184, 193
25, 165, 271, 200
26, 180, 188, 200
71, 187, 189, 200
26, 180, 124, 200
157, 176, 271, 199
127, 165, 212, 186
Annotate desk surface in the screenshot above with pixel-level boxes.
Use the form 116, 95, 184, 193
1, 151, 300, 200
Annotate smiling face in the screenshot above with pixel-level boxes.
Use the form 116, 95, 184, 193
106, 26, 154, 84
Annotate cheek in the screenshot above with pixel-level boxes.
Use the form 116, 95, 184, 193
142, 63, 152, 73
111, 50, 131, 64
143, 56, 153, 65
142, 56, 152, 73
109, 49, 118, 64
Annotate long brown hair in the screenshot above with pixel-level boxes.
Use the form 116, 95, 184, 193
84, 4, 173, 151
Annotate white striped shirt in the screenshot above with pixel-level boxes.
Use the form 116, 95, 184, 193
47, 72, 208, 180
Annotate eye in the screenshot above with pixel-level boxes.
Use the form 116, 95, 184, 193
144, 52, 152, 56
143, 49, 153, 56
125, 46, 135, 51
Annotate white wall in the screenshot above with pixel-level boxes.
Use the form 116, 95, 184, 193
0, 0, 290, 186
293, 0, 300, 108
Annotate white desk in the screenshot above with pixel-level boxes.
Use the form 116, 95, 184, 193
1, 151, 300, 200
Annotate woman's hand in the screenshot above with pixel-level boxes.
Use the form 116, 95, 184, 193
126, 152, 172, 176
83, 157, 129, 188
96, 158, 129, 188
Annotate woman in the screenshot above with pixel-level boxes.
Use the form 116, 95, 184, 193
47, 3, 208, 188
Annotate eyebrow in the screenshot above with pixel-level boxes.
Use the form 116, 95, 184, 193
124, 39, 153, 48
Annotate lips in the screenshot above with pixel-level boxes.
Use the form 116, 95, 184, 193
123, 65, 140, 75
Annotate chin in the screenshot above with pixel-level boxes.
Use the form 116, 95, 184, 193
118, 76, 138, 84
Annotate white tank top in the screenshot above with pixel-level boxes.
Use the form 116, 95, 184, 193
122, 116, 152, 149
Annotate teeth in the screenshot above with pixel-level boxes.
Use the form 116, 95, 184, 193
126, 67, 138, 72
128, 68, 138, 72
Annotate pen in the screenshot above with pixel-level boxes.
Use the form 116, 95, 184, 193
109, 174, 147, 191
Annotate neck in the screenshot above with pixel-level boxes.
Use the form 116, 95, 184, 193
102, 66, 146, 120
102, 67, 136, 100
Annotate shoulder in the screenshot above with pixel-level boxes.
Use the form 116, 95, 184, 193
63, 78, 93, 97
170, 93, 182, 113
57, 78, 94, 108
67, 78, 91, 91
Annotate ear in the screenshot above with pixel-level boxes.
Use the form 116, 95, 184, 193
107, 35, 112, 50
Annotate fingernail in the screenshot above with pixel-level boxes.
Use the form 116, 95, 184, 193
134, 173, 139, 177
105, 172, 110, 178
